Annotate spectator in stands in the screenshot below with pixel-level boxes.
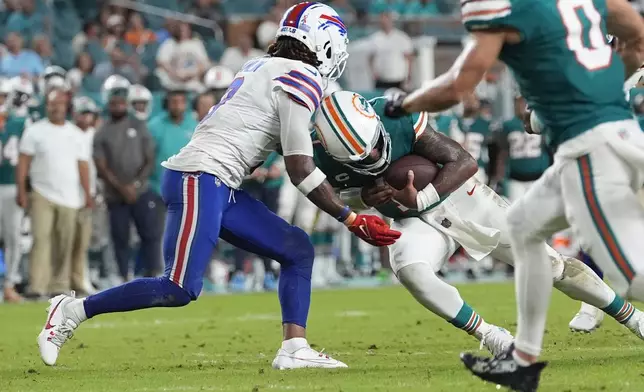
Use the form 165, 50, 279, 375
188, 0, 226, 37
368, 11, 414, 89
193, 92, 216, 122
155, 18, 177, 44
71, 97, 100, 295
94, 46, 140, 84
0, 32, 44, 78
220, 33, 265, 74
156, 22, 210, 92
103, 14, 126, 54
256, 5, 283, 51
73, 21, 101, 55
67, 52, 96, 92
32, 35, 53, 67
93, 81, 162, 280
17, 89, 92, 299
125, 12, 156, 48
147, 90, 196, 200
5, 0, 45, 39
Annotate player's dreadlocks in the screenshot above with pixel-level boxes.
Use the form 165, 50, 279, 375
268, 36, 322, 68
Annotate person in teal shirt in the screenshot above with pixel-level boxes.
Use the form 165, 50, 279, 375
147, 90, 196, 195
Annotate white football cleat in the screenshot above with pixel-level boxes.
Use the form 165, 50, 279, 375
479, 326, 514, 357
625, 309, 644, 340
272, 338, 348, 369
569, 302, 604, 333
37, 293, 82, 366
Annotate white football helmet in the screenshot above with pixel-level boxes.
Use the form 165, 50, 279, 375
127, 84, 152, 121
101, 75, 131, 104
39, 65, 67, 94
9, 76, 34, 108
314, 91, 391, 176
73, 96, 99, 114
204, 66, 235, 91
277, 2, 349, 81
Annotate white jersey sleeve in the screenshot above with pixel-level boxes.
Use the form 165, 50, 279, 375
161, 57, 322, 189
272, 63, 323, 113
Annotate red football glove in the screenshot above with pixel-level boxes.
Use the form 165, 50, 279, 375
346, 214, 401, 246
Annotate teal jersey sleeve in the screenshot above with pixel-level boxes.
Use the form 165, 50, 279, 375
462, 0, 535, 40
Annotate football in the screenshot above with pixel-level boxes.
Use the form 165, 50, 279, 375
383, 155, 439, 190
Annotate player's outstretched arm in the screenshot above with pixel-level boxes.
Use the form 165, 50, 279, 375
277, 91, 400, 246
606, 0, 644, 78
388, 31, 507, 116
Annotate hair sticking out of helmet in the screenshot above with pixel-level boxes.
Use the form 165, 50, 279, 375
274, 2, 349, 82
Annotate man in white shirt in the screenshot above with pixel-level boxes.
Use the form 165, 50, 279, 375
16, 89, 92, 298
220, 33, 266, 73
155, 22, 210, 92
368, 11, 414, 90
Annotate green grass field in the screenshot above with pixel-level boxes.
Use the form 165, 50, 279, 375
2, 283, 644, 392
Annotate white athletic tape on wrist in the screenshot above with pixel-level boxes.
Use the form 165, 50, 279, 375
416, 183, 440, 210
296, 167, 326, 195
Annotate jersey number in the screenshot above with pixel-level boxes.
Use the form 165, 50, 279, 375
464, 133, 485, 161
200, 77, 245, 125
508, 132, 543, 159
0, 136, 19, 166
557, 0, 612, 71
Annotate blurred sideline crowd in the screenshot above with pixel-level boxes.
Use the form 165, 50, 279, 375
2, 0, 644, 303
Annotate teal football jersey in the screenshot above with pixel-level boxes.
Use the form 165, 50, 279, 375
462, 0, 632, 148
458, 114, 494, 170
0, 116, 25, 185
313, 97, 445, 219
503, 116, 550, 179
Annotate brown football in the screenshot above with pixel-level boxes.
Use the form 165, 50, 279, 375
383, 155, 438, 190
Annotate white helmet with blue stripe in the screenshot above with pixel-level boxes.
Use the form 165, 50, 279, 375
276, 2, 349, 82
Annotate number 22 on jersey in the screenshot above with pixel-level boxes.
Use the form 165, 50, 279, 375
557, 0, 612, 71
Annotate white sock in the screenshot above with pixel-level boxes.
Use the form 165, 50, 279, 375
512, 350, 532, 367
509, 233, 553, 358
397, 263, 466, 321
67, 298, 88, 323
281, 337, 308, 353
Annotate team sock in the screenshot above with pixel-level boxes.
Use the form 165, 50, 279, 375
450, 303, 487, 336
602, 295, 635, 325
83, 277, 192, 318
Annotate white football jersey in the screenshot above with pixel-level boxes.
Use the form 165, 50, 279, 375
163, 57, 323, 188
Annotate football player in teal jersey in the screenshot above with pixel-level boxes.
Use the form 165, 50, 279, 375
383, 0, 644, 387
458, 94, 496, 184
0, 110, 26, 302
313, 91, 644, 360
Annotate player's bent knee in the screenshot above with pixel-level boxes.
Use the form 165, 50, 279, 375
280, 225, 315, 267
160, 276, 197, 306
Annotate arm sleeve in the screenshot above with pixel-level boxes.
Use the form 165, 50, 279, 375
19, 125, 36, 155
156, 41, 172, 64
277, 90, 314, 157
93, 129, 106, 161
273, 68, 323, 113
77, 132, 91, 161
462, 0, 530, 39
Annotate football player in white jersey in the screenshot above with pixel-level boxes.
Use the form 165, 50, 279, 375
37, 2, 400, 370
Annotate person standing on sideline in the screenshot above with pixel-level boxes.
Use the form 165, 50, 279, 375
192, 91, 216, 123
93, 76, 161, 280
148, 89, 196, 198
0, 109, 27, 302
368, 11, 414, 90
16, 88, 92, 299
71, 97, 101, 295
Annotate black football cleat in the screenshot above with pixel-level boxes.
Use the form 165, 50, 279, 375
460, 347, 547, 392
